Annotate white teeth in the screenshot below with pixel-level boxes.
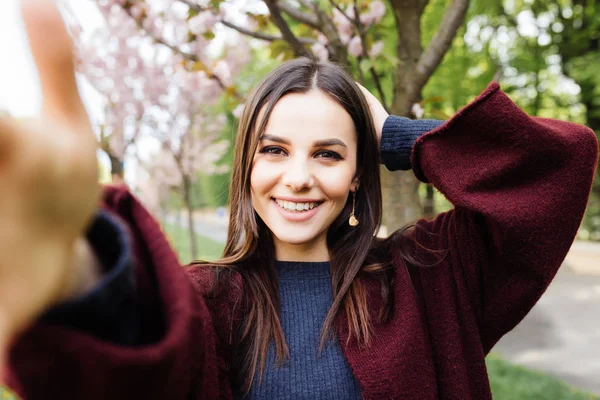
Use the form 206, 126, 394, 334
275, 199, 320, 212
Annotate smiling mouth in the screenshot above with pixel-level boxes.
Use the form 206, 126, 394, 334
273, 198, 323, 212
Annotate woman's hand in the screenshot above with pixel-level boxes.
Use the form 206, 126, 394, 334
0, 0, 100, 367
356, 82, 389, 143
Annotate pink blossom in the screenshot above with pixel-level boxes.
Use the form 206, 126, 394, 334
317, 34, 328, 45
332, 8, 354, 45
232, 104, 245, 119
213, 60, 232, 86
332, 8, 347, 26
360, 0, 386, 26
370, 1, 387, 21
339, 31, 352, 45
245, 16, 259, 31
412, 103, 424, 119
188, 11, 218, 35
345, 5, 356, 20
369, 41, 384, 57
347, 36, 363, 57
129, 3, 147, 19
311, 42, 329, 61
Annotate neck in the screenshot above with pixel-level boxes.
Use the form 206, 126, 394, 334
273, 235, 330, 262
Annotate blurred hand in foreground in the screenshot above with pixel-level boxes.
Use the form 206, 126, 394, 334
0, 0, 100, 374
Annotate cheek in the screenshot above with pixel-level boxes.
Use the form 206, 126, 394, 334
316, 165, 357, 197
250, 160, 275, 197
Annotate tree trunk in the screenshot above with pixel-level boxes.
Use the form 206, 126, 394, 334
107, 152, 125, 184
381, 0, 469, 232
182, 175, 198, 261
380, 2, 425, 232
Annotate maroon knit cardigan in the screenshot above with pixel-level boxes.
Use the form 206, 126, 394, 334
6, 83, 599, 399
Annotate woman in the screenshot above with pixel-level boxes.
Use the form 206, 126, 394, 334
2, 1, 598, 399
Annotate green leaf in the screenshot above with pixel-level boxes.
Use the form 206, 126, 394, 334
203, 30, 216, 40
359, 58, 373, 73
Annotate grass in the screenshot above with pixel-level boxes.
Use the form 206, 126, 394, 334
486, 353, 598, 400
162, 222, 225, 264
163, 223, 599, 399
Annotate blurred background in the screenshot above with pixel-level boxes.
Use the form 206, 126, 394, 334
1, 0, 599, 398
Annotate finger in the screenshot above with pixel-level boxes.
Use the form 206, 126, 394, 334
0, 115, 19, 163
20, 0, 87, 126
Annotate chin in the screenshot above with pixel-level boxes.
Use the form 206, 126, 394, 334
273, 231, 317, 246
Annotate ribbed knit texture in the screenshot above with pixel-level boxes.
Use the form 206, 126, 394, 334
246, 261, 361, 400
380, 117, 443, 171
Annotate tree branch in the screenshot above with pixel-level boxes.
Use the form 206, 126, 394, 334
220, 19, 314, 44
277, 1, 321, 30
351, 1, 388, 110
263, 0, 311, 57
293, 1, 342, 62
296, 0, 315, 9
219, 19, 279, 41
414, 0, 470, 90
178, 0, 315, 44
328, 0, 388, 108
328, 0, 354, 25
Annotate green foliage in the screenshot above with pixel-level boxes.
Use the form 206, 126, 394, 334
420, 0, 599, 238
269, 39, 297, 61
486, 354, 599, 400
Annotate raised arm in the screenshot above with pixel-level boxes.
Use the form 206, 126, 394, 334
398, 83, 597, 352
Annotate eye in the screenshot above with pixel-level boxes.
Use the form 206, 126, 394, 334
259, 146, 287, 156
315, 150, 343, 160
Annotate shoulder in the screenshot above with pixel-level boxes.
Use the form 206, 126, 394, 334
185, 264, 244, 343
185, 264, 243, 298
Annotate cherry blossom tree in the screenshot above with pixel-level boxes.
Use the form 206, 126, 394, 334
64, 0, 247, 259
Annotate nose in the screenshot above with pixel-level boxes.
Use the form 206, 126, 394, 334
282, 158, 314, 191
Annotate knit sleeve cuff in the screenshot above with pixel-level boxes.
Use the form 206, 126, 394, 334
39, 210, 139, 345
380, 116, 444, 171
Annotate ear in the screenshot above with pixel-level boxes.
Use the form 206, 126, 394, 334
350, 176, 360, 192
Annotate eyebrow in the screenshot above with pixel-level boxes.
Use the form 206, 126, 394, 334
259, 134, 348, 149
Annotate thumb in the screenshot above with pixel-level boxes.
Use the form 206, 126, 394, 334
20, 0, 87, 127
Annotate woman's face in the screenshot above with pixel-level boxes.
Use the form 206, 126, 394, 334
250, 89, 359, 261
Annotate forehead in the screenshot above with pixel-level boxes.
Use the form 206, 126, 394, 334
261, 90, 356, 145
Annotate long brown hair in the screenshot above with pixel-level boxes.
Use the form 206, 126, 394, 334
190, 57, 443, 393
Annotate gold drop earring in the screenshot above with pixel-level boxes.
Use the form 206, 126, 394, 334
349, 191, 359, 227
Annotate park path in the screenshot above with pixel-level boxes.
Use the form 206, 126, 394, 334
188, 212, 600, 394
494, 265, 600, 395
165, 212, 228, 243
